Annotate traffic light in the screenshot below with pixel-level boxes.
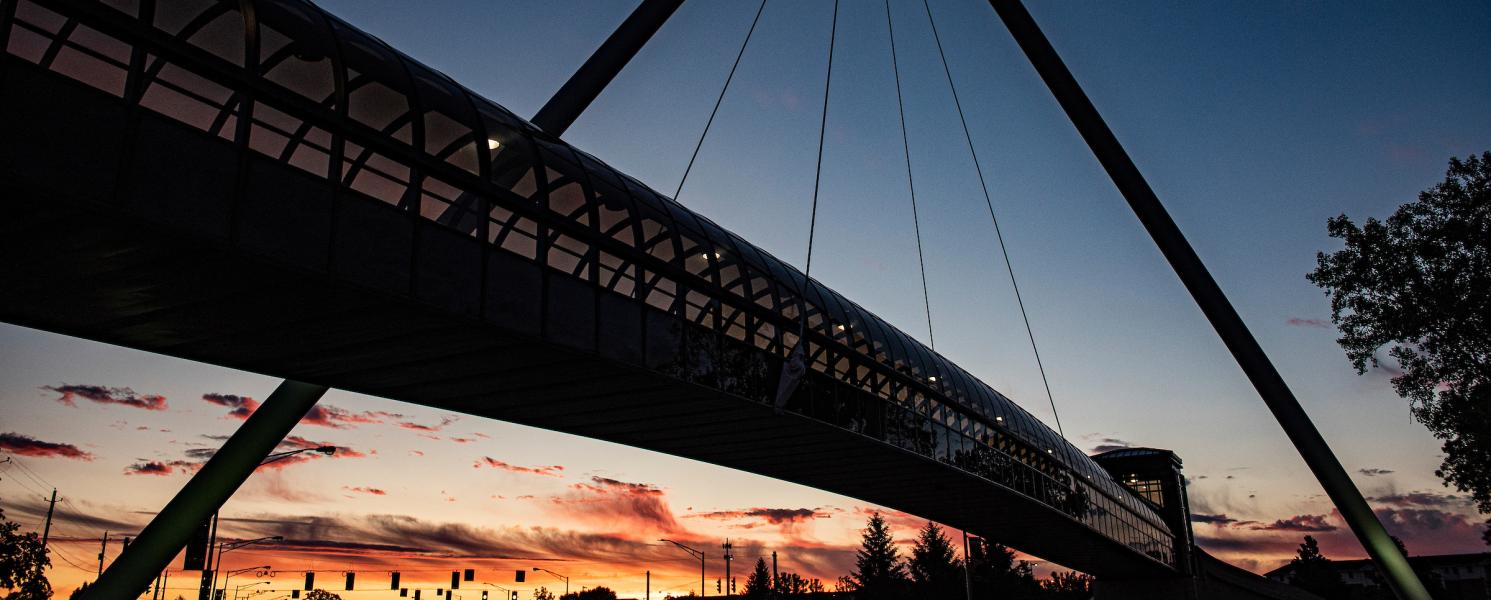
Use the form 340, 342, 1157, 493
464, 569, 475, 582
183, 519, 211, 570
510, 593, 518, 600
400, 589, 408, 598
392, 572, 401, 589
291, 592, 299, 599
304, 572, 315, 591
481, 592, 488, 600
716, 579, 721, 593
450, 571, 460, 590
345, 572, 355, 590
414, 590, 421, 600
514, 571, 525, 583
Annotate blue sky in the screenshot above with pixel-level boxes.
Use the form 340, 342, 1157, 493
293, 0, 1491, 501
3, 1, 1489, 592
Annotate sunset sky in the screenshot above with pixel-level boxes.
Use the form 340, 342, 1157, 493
3, 1, 1490, 598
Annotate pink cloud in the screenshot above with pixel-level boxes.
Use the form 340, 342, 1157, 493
0, 432, 94, 460
45, 384, 166, 411
474, 457, 564, 477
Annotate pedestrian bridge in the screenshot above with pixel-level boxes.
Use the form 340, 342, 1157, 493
0, 0, 1177, 578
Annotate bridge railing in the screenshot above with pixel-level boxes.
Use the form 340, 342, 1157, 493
3, 0, 1173, 567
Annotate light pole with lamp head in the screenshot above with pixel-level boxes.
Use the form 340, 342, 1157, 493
530, 567, 568, 596
208, 444, 329, 597
480, 581, 515, 600
659, 539, 705, 598
233, 581, 269, 600
212, 538, 278, 598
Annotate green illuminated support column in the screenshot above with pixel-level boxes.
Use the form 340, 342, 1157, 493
982, 2, 1428, 598
86, 381, 328, 599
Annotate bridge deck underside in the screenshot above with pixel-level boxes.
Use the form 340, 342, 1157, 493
0, 56, 1168, 578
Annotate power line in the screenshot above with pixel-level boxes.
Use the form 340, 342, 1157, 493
672, 0, 769, 202
920, 0, 1065, 439
884, 0, 936, 350
802, 0, 839, 279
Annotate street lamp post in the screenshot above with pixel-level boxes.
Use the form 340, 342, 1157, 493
530, 567, 568, 596
233, 581, 269, 600
480, 582, 514, 600
261, 446, 336, 465
659, 539, 705, 598
212, 535, 279, 598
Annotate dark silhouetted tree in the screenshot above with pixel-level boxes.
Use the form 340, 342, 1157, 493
559, 587, 617, 600
0, 503, 50, 600
772, 572, 823, 596
1308, 151, 1491, 543
531, 587, 556, 600
849, 511, 908, 599
303, 590, 341, 600
68, 582, 90, 600
744, 558, 772, 598
907, 521, 962, 599
1039, 571, 1091, 600
966, 539, 1039, 599
1285, 536, 1347, 599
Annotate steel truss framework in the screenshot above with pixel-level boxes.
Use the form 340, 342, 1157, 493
1, 0, 1175, 573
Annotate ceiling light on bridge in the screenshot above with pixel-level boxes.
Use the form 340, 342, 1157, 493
995, 416, 1004, 423
928, 376, 938, 382
834, 324, 845, 331
488, 139, 502, 150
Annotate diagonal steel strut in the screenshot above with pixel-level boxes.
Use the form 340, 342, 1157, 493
982, 1, 1429, 597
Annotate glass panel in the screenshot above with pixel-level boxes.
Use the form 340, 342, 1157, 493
488, 206, 538, 259
343, 141, 411, 206
256, 2, 337, 107
16, 10, 131, 97
139, 58, 239, 138
408, 64, 480, 176
332, 21, 414, 144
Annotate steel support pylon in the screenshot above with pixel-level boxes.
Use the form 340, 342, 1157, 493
983, 1, 1428, 597
86, 381, 328, 599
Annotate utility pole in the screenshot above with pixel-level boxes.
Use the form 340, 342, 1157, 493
98, 531, 109, 576
961, 531, 972, 600
40, 488, 57, 549
646, 571, 650, 600
771, 552, 777, 600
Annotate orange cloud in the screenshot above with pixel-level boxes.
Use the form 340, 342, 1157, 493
474, 457, 563, 477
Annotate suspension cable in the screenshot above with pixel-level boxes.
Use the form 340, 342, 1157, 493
885, 0, 936, 349
921, 0, 1065, 439
672, 0, 769, 201
803, 0, 839, 279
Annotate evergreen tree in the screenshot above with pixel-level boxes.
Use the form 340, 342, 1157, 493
849, 511, 908, 599
1286, 535, 1348, 600
744, 558, 772, 598
907, 521, 962, 599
